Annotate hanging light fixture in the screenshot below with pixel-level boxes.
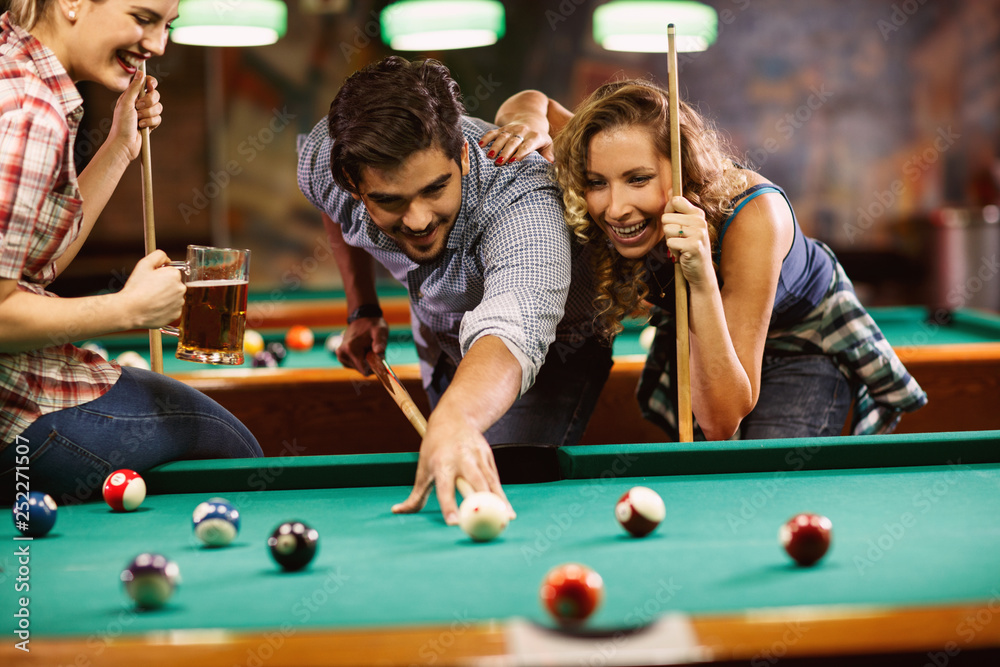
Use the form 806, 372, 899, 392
381, 0, 505, 51
594, 1, 718, 52
171, 0, 288, 47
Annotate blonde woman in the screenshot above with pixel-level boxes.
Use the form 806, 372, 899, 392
0, 0, 261, 504
482, 80, 926, 441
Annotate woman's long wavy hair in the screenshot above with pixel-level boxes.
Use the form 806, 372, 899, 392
554, 80, 745, 340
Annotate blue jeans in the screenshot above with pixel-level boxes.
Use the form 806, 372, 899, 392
740, 354, 852, 439
0, 367, 262, 506
427, 338, 613, 446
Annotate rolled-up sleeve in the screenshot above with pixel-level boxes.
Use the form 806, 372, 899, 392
459, 171, 571, 396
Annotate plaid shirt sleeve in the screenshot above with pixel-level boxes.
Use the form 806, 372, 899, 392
0, 108, 65, 281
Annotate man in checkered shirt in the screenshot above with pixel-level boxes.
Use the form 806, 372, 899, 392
298, 57, 610, 526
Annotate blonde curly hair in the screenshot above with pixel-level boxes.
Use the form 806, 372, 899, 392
553, 80, 745, 341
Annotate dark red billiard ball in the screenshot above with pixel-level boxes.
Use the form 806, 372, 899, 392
103, 469, 146, 512
615, 486, 665, 537
268, 521, 319, 571
540, 563, 604, 625
285, 326, 314, 352
780, 513, 832, 566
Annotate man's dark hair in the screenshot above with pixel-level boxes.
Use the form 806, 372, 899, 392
328, 56, 466, 195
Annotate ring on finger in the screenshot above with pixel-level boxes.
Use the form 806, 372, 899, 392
677, 227, 684, 236
512, 134, 523, 140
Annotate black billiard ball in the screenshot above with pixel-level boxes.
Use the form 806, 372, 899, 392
265, 341, 287, 364
252, 351, 278, 368
267, 521, 318, 571
780, 513, 832, 566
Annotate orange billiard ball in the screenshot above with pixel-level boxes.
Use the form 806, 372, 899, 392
284, 325, 314, 352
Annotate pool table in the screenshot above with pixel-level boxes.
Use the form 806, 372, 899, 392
83, 305, 1000, 455
4, 430, 1000, 666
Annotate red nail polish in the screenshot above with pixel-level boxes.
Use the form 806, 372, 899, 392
496, 157, 504, 165
487, 151, 495, 158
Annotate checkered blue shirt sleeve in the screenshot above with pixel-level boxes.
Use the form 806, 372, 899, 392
458, 159, 571, 395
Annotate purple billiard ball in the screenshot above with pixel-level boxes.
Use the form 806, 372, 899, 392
121, 553, 180, 609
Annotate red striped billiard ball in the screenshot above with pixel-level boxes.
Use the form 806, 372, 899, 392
540, 563, 604, 626
615, 486, 666, 537
780, 513, 832, 566
103, 469, 146, 512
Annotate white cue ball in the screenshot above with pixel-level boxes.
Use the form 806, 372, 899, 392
116, 351, 150, 370
615, 486, 666, 537
458, 491, 509, 542
325, 332, 344, 355
639, 326, 657, 351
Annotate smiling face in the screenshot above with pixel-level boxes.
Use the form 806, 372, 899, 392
355, 142, 470, 265
584, 125, 673, 260
60, 0, 178, 89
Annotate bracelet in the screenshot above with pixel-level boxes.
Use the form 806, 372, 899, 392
347, 304, 383, 324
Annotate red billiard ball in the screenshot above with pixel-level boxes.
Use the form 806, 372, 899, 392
780, 513, 832, 566
285, 325, 314, 352
540, 563, 604, 625
103, 469, 146, 512
615, 486, 665, 537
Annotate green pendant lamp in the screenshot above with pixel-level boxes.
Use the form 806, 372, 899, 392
381, 0, 505, 51
594, 1, 718, 52
171, 0, 288, 47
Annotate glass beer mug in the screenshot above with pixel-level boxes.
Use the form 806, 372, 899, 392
162, 245, 250, 365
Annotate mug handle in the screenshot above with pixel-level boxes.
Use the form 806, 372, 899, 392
160, 261, 189, 337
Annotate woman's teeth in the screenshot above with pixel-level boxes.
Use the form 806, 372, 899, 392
118, 51, 142, 70
611, 219, 649, 239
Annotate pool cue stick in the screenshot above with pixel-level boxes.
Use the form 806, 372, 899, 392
138, 61, 164, 375
668, 24, 694, 442
365, 351, 475, 499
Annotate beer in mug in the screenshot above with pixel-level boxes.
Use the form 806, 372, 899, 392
163, 246, 251, 365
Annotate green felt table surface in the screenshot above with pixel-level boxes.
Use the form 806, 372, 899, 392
75, 306, 1000, 375
6, 431, 1000, 638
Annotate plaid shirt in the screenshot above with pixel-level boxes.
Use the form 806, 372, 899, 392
0, 13, 120, 445
298, 115, 597, 395
638, 243, 928, 439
